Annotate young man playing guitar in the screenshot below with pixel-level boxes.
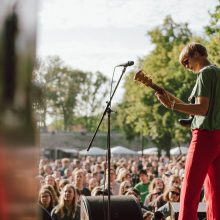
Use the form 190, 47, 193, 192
135, 42, 220, 220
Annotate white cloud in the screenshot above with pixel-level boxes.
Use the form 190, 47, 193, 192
38, 0, 217, 30
37, 0, 219, 102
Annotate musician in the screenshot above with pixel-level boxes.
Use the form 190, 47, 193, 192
154, 42, 220, 220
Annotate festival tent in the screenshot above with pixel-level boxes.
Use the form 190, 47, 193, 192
170, 146, 188, 155
79, 147, 106, 156
111, 146, 137, 155
61, 148, 79, 154
138, 147, 165, 155
143, 147, 158, 155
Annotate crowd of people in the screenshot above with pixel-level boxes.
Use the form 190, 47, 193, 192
36, 153, 205, 220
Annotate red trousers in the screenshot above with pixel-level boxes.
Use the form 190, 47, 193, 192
179, 129, 220, 220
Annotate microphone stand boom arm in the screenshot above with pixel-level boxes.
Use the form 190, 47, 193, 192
87, 66, 127, 152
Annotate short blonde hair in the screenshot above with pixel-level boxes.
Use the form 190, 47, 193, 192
179, 42, 208, 66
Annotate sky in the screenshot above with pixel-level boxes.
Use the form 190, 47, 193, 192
37, 0, 218, 102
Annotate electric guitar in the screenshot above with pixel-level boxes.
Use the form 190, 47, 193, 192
134, 70, 193, 127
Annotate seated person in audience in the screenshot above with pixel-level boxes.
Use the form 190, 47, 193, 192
38, 188, 54, 214
73, 169, 91, 196
119, 180, 132, 195
45, 175, 60, 198
58, 179, 70, 192
41, 185, 59, 207
88, 177, 98, 192
125, 188, 149, 213
155, 186, 181, 218
91, 186, 110, 196
51, 184, 80, 220
167, 175, 182, 188
102, 168, 120, 195
134, 169, 150, 204
144, 178, 165, 208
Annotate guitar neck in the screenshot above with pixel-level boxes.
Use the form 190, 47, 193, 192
144, 82, 164, 94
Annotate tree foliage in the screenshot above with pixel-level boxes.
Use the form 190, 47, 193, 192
205, 1, 220, 66
117, 16, 195, 154
33, 56, 109, 131
205, 0, 220, 36
74, 71, 110, 131
117, 1, 220, 153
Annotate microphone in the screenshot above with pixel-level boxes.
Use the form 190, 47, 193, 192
116, 61, 134, 67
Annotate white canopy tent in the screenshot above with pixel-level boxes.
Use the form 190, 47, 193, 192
111, 146, 137, 155
61, 148, 79, 154
143, 147, 158, 155
138, 147, 165, 155
79, 147, 106, 156
170, 146, 188, 155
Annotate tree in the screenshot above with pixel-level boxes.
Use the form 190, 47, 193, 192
44, 56, 87, 131
205, 0, 220, 36
74, 71, 110, 131
117, 16, 194, 155
34, 56, 110, 132
205, 1, 220, 66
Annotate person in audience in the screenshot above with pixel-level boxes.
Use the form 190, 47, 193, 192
103, 168, 120, 195
64, 168, 73, 181
38, 188, 54, 214
60, 158, 70, 176
43, 165, 53, 176
154, 185, 181, 211
125, 188, 149, 213
58, 179, 70, 192
45, 175, 60, 198
134, 169, 150, 204
51, 184, 80, 220
37, 154, 189, 219
88, 177, 98, 192
41, 185, 59, 207
144, 178, 165, 208
157, 186, 181, 219
119, 180, 132, 195
73, 169, 91, 196
130, 161, 140, 186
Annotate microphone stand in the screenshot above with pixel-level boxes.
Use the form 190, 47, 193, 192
87, 66, 128, 220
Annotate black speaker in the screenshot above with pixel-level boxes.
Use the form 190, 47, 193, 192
81, 195, 143, 220
169, 202, 206, 220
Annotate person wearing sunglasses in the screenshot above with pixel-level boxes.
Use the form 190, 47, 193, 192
154, 42, 220, 220
153, 185, 181, 211
153, 186, 181, 219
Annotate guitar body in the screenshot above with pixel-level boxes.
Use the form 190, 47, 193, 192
178, 97, 195, 127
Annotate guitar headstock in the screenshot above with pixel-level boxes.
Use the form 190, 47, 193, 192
134, 70, 165, 94
134, 70, 153, 87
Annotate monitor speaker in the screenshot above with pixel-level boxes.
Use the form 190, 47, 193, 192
81, 195, 143, 220
169, 202, 206, 220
